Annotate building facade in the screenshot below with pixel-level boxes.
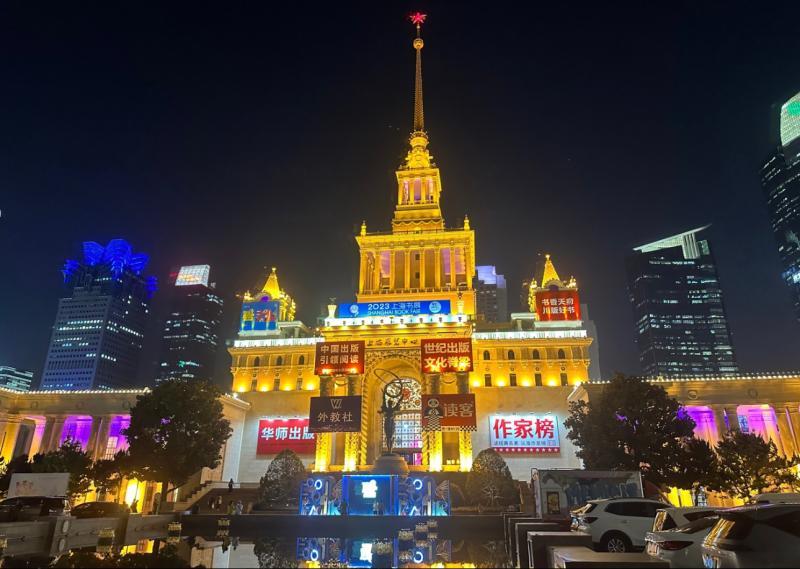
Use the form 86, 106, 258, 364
40, 240, 156, 391
225, 21, 593, 481
626, 226, 738, 378
0, 366, 33, 392
157, 264, 224, 383
474, 265, 508, 323
761, 90, 800, 321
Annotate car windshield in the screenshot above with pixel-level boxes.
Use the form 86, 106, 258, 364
674, 515, 718, 534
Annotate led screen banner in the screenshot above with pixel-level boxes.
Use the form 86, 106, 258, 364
338, 300, 451, 318
257, 418, 315, 455
489, 414, 560, 453
421, 394, 477, 432
308, 396, 362, 432
240, 299, 280, 331
314, 341, 365, 375
420, 338, 473, 373
535, 290, 581, 322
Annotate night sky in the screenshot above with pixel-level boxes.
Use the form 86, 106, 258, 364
2, 1, 799, 385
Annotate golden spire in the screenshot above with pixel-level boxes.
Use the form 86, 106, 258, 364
541, 254, 561, 287
403, 12, 432, 170
261, 266, 281, 300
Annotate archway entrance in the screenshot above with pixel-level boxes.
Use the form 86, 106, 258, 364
379, 377, 423, 466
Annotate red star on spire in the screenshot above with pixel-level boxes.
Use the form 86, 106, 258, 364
410, 12, 427, 26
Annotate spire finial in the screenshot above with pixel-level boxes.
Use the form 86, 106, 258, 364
410, 12, 427, 133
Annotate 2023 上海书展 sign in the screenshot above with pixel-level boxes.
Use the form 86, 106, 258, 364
338, 300, 451, 318
308, 396, 362, 433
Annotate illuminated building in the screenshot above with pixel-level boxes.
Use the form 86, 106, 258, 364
474, 265, 508, 323
0, 366, 33, 392
626, 226, 738, 378
156, 264, 224, 383
761, 90, 800, 321
226, 17, 593, 480
40, 239, 156, 391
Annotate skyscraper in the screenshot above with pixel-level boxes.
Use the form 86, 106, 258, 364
156, 264, 224, 383
41, 239, 156, 390
626, 226, 738, 378
761, 90, 800, 321
0, 366, 33, 391
473, 265, 508, 323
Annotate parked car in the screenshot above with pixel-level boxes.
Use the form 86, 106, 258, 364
571, 497, 670, 552
70, 501, 131, 519
652, 506, 718, 531
646, 515, 719, 568
0, 496, 69, 521
702, 503, 800, 568
751, 492, 800, 505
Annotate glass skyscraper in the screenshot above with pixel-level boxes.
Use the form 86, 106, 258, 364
761, 90, 800, 321
156, 264, 224, 383
0, 366, 33, 392
625, 226, 738, 378
40, 239, 156, 390
473, 265, 508, 323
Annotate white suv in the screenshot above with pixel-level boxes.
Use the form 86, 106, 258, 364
572, 498, 670, 552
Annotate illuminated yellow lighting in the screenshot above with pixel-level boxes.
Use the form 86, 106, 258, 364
124, 480, 140, 505
521, 378, 531, 387
547, 378, 558, 387
260, 386, 267, 392
471, 379, 481, 388
237, 386, 245, 393
496, 379, 506, 387
305, 383, 316, 390
282, 384, 292, 391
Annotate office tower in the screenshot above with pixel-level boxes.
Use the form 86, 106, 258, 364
157, 264, 224, 383
474, 265, 508, 322
0, 366, 33, 392
41, 239, 156, 390
761, 90, 800, 321
626, 226, 738, 378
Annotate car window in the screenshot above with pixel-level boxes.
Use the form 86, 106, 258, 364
766, 511, 800, 538
685, 510, 716, 522
605, 503, 625, 515
20, 497, 43, 507
654, 511, 676, 530
642, 502, 663, 517
710, 517, 754, 541
676, 516, 718, 534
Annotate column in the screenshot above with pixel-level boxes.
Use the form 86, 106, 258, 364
372, 251, 382, 292
419, 248, 426, 290
404, 248, 411, 289
788, 407, 800, 457
776, 407, 797, 458
92, 416, 112, 461
0, 417, 22, 462
343, 374, 361, 471
434, 247, 441, 289
38, 417, 56, 456
456, 372, 474, 472
87, 416, 105, 460
358, 251, 367, 294
389, 249, 396, 290
314, 378, 334, 472
27, 419, 47, 457
448, 247, 456, 288
45, 416, 66, 454
423, 374, 442, 472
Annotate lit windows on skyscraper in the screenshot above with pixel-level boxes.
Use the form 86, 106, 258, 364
625, 226, 738, 378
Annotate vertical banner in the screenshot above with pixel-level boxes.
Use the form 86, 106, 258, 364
420, 338, 473, 373
421, 394, 477, 432
315, 341, 365, 375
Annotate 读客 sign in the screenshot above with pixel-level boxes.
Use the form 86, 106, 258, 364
420, 338, 473, 373
421, 394, 477, 432
338, 300, 451, 318
308, 396, 362, 433
489, 414, 560, 453
257, 418, 315, 455
535, 291, 581, 322
315, 340, 365, 375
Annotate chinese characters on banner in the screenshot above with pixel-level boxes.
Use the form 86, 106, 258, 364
338, 300, 450, 318
240, 299, 280, 331
420, 338, 474, 373
256, 418, 315, 455
489, 414, 560, 453
421, 394, 477, 432
534, 291, 581, 322
308, 396, 362, 433
314, 341, 365, 375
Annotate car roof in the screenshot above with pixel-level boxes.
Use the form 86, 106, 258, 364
589, 497, 666, 504
722, 503, 800, 520
657, 506, 716, 513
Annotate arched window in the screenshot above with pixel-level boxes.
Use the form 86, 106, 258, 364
557, 349, 566, 360
276, 356, 284, 366
507, 350, 515, 360
483, 350, 491, 361
253, 356, 261, 367
532, 349, 540, 360
298, 355, 306, 365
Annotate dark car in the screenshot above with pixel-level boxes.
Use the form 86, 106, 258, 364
0, 496, 70, 521
71, 501, 131, 519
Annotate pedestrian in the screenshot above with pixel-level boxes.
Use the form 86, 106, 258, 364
216, 495, 223, 510
152, 492, 161, 514
208, 496, 216, 511
227, 500, 234, 515
228, 478, 234, 493
130, 498, 139, 514
235, 500, 243, 515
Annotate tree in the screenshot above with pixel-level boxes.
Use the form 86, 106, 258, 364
713, 430, 799, 501
258, 449, 307, 507
564, 373, 696, 487
254, 537, 298, 569
465, 449, 517, 507
88, 451, 133, 499
667, 437, 721, 495
31, 439, 92, 499
124, 379, 232, 507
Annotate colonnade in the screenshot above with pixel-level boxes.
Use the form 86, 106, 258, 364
359, 246, 470, 294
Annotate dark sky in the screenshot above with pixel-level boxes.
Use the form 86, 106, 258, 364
2, 1, 799, 383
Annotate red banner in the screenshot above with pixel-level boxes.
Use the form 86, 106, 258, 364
535, 290, 581, 322
420, 338, 473, 373
315, 341, 365, 375
421, 394, 477, 432
257, 418, 316, 455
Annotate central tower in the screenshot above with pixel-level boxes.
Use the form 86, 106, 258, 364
356, 13, 476, 314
